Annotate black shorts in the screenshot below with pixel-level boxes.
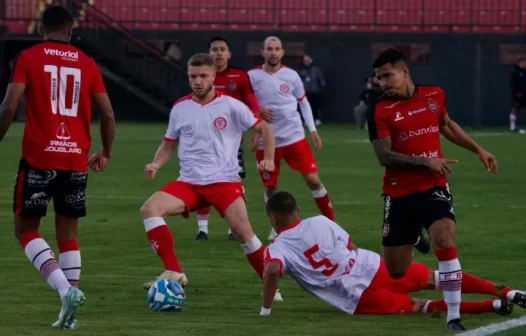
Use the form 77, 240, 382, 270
238, 144, 246, 179
13, 158, 88, 218
382, 186, 456, 247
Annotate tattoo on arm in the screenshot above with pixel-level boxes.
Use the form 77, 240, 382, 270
371, 137, 430, 169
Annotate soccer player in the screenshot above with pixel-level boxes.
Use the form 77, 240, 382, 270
367, 48, 498, 331
140, 53, 283, 302
195, 36, 260, 242
248, 36, 334, 240
0, 5, 115, 329
260, 192, 525, 318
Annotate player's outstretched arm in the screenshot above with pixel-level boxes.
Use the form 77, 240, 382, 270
92, 93, 116, 158
261, 261, 281, 316
371, 136, 430, 169
0, 83, 25, 142
439, 114, 498, 174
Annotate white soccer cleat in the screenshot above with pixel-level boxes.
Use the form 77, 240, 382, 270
142, 270, 189, 290
51, 287, 85, 329
268, 228, 278, 241
274, 289, 284, 302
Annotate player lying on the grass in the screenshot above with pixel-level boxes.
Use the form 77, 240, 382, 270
259, 192, 526, 317
139, 53, 283, 301
0, 5, 115, 330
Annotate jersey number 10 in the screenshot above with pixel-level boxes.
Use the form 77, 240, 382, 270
44, 65, 81, 117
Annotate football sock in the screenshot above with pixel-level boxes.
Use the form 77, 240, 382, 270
58, 239, 81, 288
435, 247, 462, 322
312, 187, 335, 221
196, 207, 210, 234
424, 299, 494, 314
144, 217, 183, 273
434, 271, 508, 298
20, 231, 71, 298
510, 113, 517, 131
241, 235, 265, 279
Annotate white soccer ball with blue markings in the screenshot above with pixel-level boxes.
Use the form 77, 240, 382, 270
147, 279, 185, 312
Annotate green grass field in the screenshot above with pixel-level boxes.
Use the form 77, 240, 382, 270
0, 123, 524, 336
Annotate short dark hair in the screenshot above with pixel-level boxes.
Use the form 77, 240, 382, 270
42, 5, 74, 33
187, 53, 214, 67
373, 48, 408, 69
208, 36, 230, 50
266, 191, 298, 215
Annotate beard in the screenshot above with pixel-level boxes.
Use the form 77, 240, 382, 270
192, 83, 214, 99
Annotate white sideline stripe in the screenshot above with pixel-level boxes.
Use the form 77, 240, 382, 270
458, 316, 526, 336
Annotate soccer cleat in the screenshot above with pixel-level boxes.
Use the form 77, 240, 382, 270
268, 229, 278, 241
511, 291, 526, 308
51, 287, 85, 329
414, 229, 431, 254
195, 231, 208, 242
228, 233, 237, 241
447, 318, 466, 332
274, 289, 284, 302
493, 300, 514, 316
142, 270, 188, 290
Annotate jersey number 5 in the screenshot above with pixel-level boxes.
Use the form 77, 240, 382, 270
44, 65, 81, 117
303, 244, 338, 276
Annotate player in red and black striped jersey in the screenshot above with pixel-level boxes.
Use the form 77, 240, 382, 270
195, 36, 261, 242
367, 49, 497, 332
0, 6, 115, 329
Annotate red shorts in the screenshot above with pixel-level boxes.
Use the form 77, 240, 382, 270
160, 181, 245, 218
354, 260, 429, 315
255, 138, 318, 187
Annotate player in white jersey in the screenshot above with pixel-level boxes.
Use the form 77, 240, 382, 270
248, 36, 335, 240
259, 192, 526, 316
138, 54, 282, 302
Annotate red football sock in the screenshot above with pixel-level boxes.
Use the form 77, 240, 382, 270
241, 236, 265, 279
144, 217, 183, 273
426, 299, 494, 314
196, 207, 210, 217
312, 187, 335, 221
461, 272, 500, 297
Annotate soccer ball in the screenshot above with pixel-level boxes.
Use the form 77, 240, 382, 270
147, 279, 185, 312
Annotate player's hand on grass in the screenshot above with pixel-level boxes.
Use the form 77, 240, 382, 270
88, 153, 109, 172
259, 108, 274, 123
145, 163, 160, 179
250, 132, 260, 152
426, 158, 458, 176
477, 149, 498, 174
310, 131, 322, 150
258, 160, 275, 172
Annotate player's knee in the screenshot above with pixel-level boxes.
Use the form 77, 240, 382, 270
388, 270, 407, 280
303, 173, 322, 189
429, 219, 456, 250
140, 202, 162, 219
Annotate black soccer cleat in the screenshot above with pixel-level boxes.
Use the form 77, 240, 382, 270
511, 291, 526, 308
494, 300, 514, 316
414, 229, 431, 254
195, 231, 208, 242
447, 318, 466, 332
228, 233, 237, 241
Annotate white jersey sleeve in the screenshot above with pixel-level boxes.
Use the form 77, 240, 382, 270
291, 71, 306, 101
164, 106, 179, 141
230, 98, 262, 132
264, 244, 287, 277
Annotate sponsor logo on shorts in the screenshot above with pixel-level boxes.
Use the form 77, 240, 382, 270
26, 170, 56, 187
383, 223, 390, 237
428, 99, 438, 113
25, 192, 49, 209
70, 171, 87, 183
384, 196, 391, 221
65, 189, 86, 209
213, 116, 227, 130
262, 171, 271, 180
279, 84, 289, 93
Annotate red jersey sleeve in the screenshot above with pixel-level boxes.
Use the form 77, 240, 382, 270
368, 103, 390, 141
90, 61, 106, 95
10, 52, 29, 84
239, 71, 260, 116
